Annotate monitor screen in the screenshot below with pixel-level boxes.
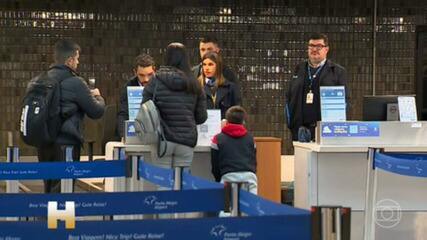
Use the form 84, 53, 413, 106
362, 95, 399, 121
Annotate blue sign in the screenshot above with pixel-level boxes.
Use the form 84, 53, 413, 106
0, 160, 127, 180
239, 190, 310, 216
127, 86, 144, 120
126, 120, 137, 137
321, 122, 380, 137
182, 172, 223, 190
0, 214, 311, 240
138, 160, 175, 188
374, 152, 427, 178
320, 86, 346, 122
0, 189, 224, 217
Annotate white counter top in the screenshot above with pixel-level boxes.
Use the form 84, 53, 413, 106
293, 142, 427, 153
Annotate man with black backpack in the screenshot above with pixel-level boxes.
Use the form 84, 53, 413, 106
22, 39, 105, 193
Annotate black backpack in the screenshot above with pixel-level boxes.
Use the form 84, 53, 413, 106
19, 69, 67, 147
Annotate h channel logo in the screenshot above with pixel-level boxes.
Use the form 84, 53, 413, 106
47, 201, 75, 229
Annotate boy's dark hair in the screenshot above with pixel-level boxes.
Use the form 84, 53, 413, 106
134, 53, 155, 69
54, 39, 81, 64
225, 106, 247, 124
308, 33, 329, 46
200, 35, 219, 45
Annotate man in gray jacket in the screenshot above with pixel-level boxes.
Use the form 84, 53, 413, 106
36, 39, 105, 193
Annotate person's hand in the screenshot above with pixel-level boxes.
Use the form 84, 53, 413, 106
90, 88, 101, 97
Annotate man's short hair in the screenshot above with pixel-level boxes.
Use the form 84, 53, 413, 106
309, 33, 329, 46
54, 39, 81, 64
225, 106, 247, 124
200, 35, 219, 46
134, 54, 155, 69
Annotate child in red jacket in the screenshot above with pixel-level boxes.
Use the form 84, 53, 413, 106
210, 106, 257, 194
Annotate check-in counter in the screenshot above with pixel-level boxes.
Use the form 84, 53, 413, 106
104, 138, 282, 203
104, 142, 212, 192
294, 121, 427, 240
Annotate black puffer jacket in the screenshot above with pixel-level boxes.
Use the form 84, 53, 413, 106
142, 66, 208, 147
48, 65, 105, 145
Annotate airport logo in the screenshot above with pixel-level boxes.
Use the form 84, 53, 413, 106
65, 165, 75, 173
210, 224, 253, 239
322, 126, 332, 134
144, 195, 157, 205
64, 165, 91, 177
144, 167, 150, 178
48, 201, 75, 229
143, 196, 178, 210
256, 202, 265, 215
210, 225, 226, 237
415, 157, 424, 174
128, 124, 136, 133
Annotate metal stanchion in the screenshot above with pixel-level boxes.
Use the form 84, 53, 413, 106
6, 146, 19, 194
230, 182, 241, 217
363, 148, 379, 240
335, 208, 342, 240
173, 167, 183, 191
6, 146, 19, 221
173, 167, 183, 219
223, 182, 243, 217
126, 155, 139, 192
113, 147, 126, 192
87, 141, 94, 161
321, 208, 333, 240
112, 147, 127, 220
312, 206, 351, 240
61, 146, 74, 193
126, 154, 144, 220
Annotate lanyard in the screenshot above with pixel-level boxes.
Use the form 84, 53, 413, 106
307, 63, 325, 89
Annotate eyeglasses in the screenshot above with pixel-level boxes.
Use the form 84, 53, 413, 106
308, 44, 328, 50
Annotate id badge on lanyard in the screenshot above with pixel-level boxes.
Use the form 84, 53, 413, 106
306, 91, 314, 104
306, 63, 324, 105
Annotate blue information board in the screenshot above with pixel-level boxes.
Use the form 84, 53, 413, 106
127, 86, 144, 120
321, 122, 380, 137
320, 86, 346, 122
126, 121, 137, 137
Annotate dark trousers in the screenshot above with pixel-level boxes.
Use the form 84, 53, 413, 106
37, 144, 80, 193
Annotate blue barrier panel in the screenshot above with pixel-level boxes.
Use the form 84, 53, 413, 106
138, 160, 174, 188
0, 160, 127, 180
182, 172, 223, 190
239, 190, 310, 216
0, 189, 224, 217
374, 152, 427, 178
0, 214, 311, 240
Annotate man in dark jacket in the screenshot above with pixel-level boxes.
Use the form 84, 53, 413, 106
192, 35, 238, 85
117, 54, 155, 138
285, 33, 348, 141
36, 39, 105, 193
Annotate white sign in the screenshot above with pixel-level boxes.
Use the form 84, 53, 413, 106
197, 110, 221, 146
398, 96, 417, 122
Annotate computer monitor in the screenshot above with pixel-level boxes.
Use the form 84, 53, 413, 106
362, 95, 399, 121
